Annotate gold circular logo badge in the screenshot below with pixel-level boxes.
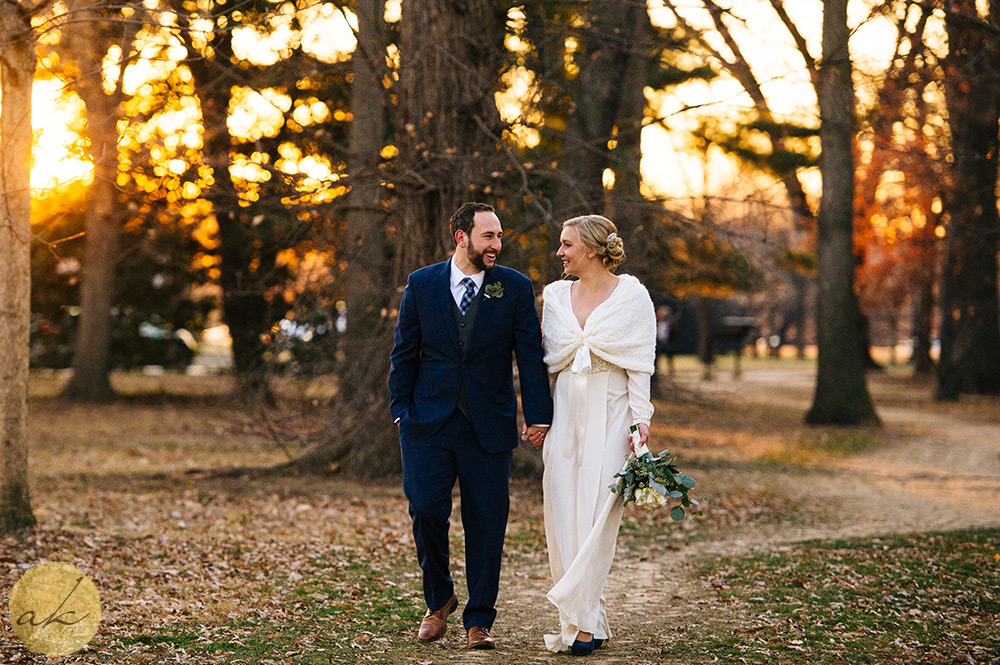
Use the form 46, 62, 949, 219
8, 562, 101, 656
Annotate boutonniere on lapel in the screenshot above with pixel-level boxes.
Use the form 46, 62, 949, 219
484, 282, 504, 299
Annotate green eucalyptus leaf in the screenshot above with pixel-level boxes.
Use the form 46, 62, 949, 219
670, 506, 685, 521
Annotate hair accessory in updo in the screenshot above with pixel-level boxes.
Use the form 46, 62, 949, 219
562, 214, 626, 271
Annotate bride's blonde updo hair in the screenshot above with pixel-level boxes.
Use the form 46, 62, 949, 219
563, 214, 626, 271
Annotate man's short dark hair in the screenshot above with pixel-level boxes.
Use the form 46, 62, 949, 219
450, 202, 495, 241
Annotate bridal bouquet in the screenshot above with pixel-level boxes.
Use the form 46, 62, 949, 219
609, 425, 699, 520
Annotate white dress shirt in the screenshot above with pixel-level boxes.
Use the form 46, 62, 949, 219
450, 255, 485, 308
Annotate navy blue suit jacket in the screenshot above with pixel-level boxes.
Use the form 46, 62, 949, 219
388, 260, 553, 453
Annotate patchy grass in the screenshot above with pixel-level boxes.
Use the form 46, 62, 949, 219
814, 431, 880, 456
110, 550, 424, 664
667, 528, 1000, 665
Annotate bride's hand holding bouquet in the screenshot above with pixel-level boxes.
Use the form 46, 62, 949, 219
610, 425, 701, 520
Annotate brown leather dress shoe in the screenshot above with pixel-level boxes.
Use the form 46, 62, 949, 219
467, 626, 496, 650
417, 595, 458, 643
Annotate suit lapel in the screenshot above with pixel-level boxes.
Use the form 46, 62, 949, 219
433, 261, 462, 354
464, 270, 499, 358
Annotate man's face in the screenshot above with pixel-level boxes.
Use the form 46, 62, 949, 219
461, 211, 503, 271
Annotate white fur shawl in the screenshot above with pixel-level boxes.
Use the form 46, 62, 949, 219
542, 274, 656, 375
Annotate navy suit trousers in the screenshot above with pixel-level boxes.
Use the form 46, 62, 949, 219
400, 408, 512, 630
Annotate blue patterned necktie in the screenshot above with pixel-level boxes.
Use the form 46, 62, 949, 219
459, 277, 476, 315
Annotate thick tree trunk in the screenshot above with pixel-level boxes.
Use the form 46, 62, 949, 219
343, 0, 389, 331
394, 0, 506, 279
806, 0, 879, 425
62, 8, 128, 401
937, 0, 1000, 399
0, 0, 37, 531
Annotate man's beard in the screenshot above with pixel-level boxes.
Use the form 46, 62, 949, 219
467, 244, 495, 272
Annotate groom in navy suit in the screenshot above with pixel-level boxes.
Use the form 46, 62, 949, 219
389, 202, 553, 649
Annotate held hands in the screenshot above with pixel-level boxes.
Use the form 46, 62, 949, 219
521, 424, 548, 450
629, 423, 650, 454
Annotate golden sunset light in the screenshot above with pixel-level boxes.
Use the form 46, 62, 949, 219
642, 0, 908, 200
29, 79, 91, 196
21, 1, 360, 199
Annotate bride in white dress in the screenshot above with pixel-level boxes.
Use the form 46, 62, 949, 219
537, 215, 656, 656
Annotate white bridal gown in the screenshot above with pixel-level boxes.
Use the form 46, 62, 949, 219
541, 280, 654, 652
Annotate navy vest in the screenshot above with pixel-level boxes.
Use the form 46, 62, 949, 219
451, 288, 483, 419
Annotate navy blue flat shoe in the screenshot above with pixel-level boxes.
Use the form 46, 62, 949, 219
571, 638, 595, 656
593, 638, 605, 649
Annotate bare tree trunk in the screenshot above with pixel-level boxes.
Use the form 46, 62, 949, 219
766, 305, 781, 358
215, 209, 273, 399
859, 311, 882, 370
343, 0, 389, 331
62, 4, 134, 401
0, 0, 37, 531
395, 0, 506, 278
937, 0, 1000, 399
806, 0, 879, 425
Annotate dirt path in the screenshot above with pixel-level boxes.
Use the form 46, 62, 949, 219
703, 368, 1000, 537
391, 368, 1000, 664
